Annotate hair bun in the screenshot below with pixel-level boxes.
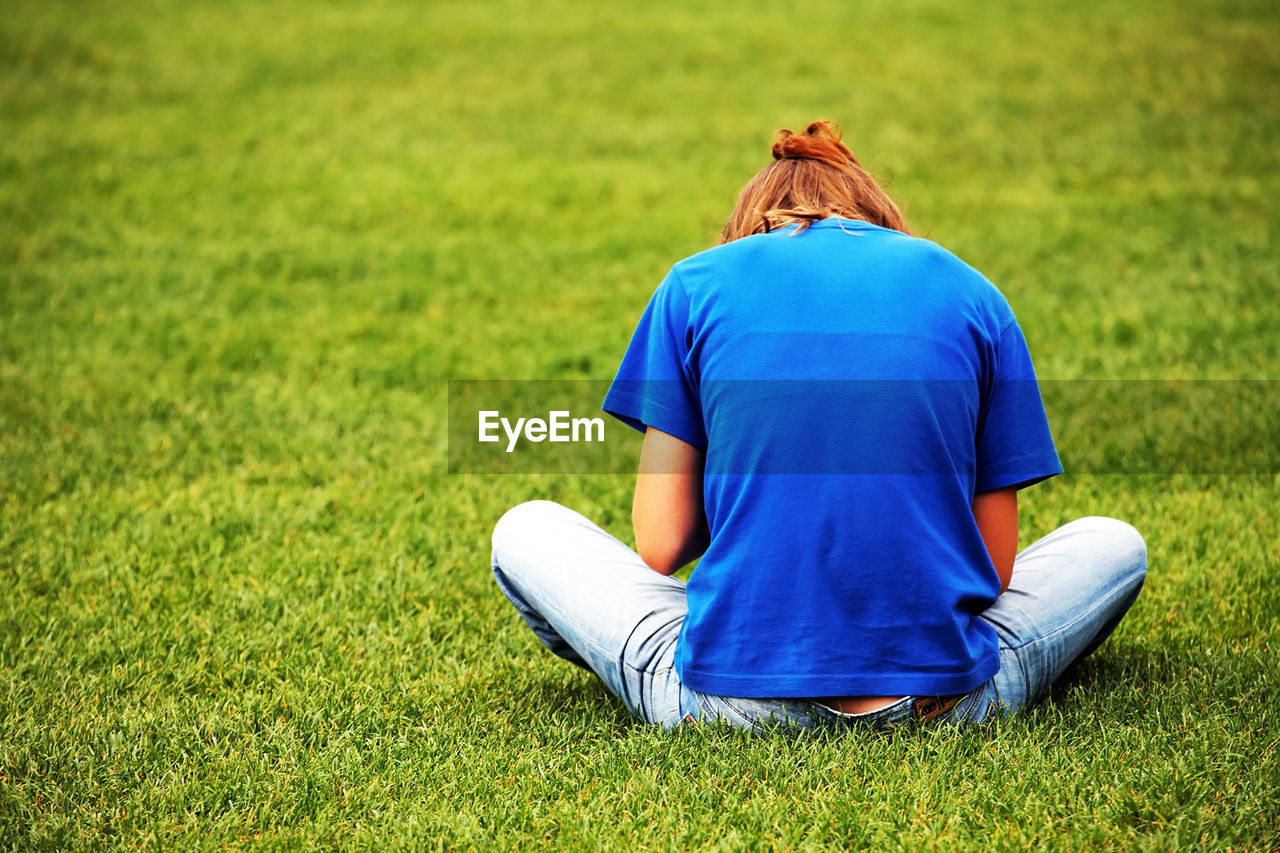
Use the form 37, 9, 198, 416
770, 121, 856, 170
720, 118, 909, 241
805, 120, 838, 137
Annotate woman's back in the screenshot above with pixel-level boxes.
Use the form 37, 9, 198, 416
605, 217, 1060, 698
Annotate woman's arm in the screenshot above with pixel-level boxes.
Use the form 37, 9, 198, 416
633, 428, 710, 575
972, 486, 1019, 593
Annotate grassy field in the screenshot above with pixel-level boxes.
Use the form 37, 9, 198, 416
2, 0, 1278, 849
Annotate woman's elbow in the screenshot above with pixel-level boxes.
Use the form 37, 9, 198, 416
635, 533, 685, 576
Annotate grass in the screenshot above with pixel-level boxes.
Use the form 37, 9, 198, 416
2, 0, 1278, 849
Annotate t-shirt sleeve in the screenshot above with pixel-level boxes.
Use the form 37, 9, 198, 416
602, 268, 707, 448
974, 320, 1063, 493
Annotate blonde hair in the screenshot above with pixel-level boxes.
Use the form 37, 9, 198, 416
720, 121, 909, 243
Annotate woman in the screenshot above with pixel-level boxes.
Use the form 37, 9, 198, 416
491, 121, 1146, 730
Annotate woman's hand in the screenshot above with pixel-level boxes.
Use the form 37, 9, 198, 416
633, 428, 710, 575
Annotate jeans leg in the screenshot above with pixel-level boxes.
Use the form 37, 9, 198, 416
491, 500, 694, 726
951, 516, 1147, 722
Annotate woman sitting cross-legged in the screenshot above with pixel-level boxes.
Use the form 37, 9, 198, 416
491, 121, 1147, 731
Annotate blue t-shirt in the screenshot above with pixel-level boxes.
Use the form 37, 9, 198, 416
603, 218, 1062, 698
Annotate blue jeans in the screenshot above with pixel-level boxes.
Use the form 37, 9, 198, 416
491, 500, 1147, 731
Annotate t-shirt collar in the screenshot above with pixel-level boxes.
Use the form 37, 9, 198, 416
806, 217, 884, 233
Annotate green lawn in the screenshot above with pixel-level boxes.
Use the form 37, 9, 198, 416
2, 0, 1277, 849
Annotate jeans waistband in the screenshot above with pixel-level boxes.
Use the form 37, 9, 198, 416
812, 693, 966, 729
